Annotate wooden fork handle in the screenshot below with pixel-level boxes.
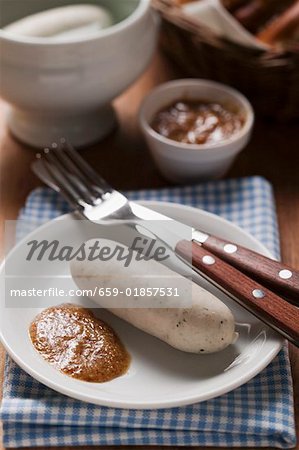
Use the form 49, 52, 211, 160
195, 235, 299, 305
176, 240, 299, 347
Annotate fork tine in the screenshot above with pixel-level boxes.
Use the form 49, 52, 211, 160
60, 139, 112, 194
50, 142, 100, 201
44, 145, 95, 205
36, 152, 84, 211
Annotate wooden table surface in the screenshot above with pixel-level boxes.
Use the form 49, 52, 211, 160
0, 51, 298, 450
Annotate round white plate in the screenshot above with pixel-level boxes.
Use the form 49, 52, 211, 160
0, 201, 283, 409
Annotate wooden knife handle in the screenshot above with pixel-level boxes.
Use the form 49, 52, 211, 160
195, 235, 299, 305
176, 240, 299, 347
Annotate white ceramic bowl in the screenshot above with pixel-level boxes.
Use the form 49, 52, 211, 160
0, 0, 158, 148
139, 79, 254, 184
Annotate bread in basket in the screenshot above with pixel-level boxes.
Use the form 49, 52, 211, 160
153, 0, 299, 120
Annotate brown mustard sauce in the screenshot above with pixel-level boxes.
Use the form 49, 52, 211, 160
151, 100, 245, 145
29, 304, 130, 382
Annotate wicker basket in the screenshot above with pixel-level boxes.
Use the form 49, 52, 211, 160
153, 0, 299, 120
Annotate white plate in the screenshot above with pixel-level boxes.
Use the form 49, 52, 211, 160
0, 201, 283, 409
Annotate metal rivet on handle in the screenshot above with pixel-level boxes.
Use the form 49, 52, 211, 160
224, 244, 238, 254
202, 255, 215, 265
279, 269, 293, 280
252, 289, 265, 299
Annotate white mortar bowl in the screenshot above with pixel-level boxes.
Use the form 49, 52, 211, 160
139, 79, 254, 184
0, 0, 158, 148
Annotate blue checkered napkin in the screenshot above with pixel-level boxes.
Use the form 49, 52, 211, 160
0, 176, 296, 448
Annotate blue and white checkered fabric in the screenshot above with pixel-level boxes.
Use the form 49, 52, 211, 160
0, 176, 296, 448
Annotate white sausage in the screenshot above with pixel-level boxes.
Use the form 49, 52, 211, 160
70, 239, 237, 354
4, 5, 113, 39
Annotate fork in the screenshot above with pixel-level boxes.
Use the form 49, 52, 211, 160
34, 140, 299, 347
